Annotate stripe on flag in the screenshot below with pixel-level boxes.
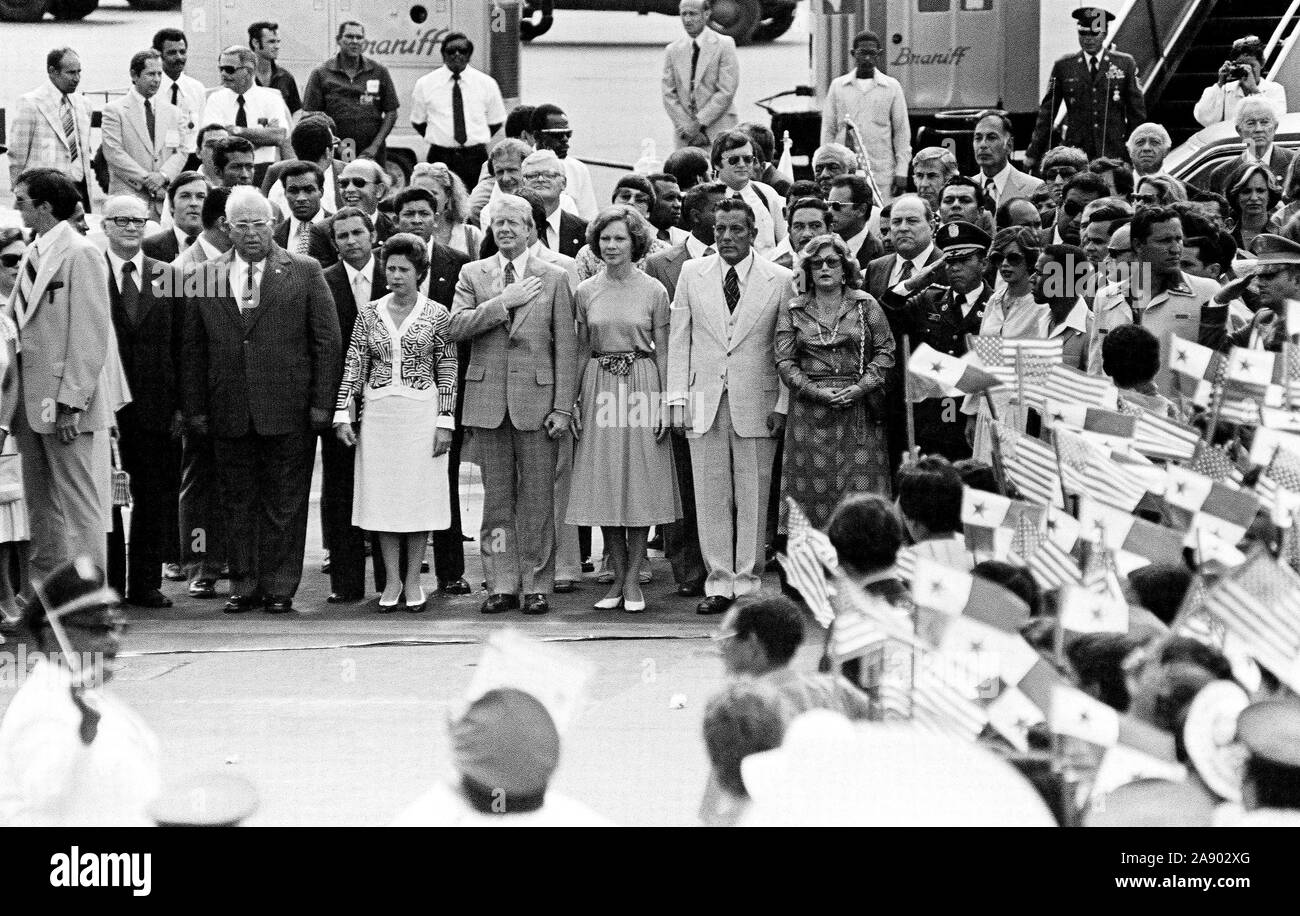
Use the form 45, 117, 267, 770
1202, 551, 1300, 692
1025, 364, 1118, 411
966, 335, 1064, 386
994, 423, 1063, 507
1054, 427, 1149, 511
1117, 399, 1199, 462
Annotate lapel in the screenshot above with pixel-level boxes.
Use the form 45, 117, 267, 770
691, 255, 728, 342
728, 257, 774, 346
244, 247, 291, 334
25, 225, 72, 321
137, 256, 166, 325
510, 256, 549, 337
212, 250, 245, 330
696, 33, 719, 80
36, 88, 70, 151
124, 93, 153, 154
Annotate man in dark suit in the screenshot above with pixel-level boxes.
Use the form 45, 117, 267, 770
867, 194, 944, 475
143, 170, 209, 262
379, 187, 473, 595
271, 160, 337, 267
1025, 7, 1145, 168
879, 221, 992, 462
319, 206, 384, 602
101, 195, 185, 608
644, 180, 726, 598
1204, 97, 1297, 196
183, 187, 341, 613
828, 174, 882, 273
514, 149, 586, 257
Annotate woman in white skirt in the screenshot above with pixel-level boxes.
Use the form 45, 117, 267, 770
0, 302, 29, 623
334, 234, 458, 612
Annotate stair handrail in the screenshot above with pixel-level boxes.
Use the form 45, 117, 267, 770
1275, 7, 1300, 83
1130, 0, 1212, 96
1263, 1, 1300, 73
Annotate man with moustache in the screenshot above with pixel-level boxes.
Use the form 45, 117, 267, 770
153, 28, 207, 158
769, 196, 830, 271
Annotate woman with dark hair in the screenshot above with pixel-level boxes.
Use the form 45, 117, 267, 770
775, 233, 895, 529
565, 206, 679, 613
0, 227, 29, 620
575, 176, 671, 281
334, 233, 458, 612
1226, 162, 1282, 250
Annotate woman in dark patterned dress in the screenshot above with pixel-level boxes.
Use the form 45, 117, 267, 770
775, 233, 896, 529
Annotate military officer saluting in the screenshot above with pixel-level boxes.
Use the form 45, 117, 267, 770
881, 221, 992, 461
1026, 6, 1145, 170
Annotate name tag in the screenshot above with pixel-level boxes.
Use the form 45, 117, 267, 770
1174, 312, 1191, 320
366, 79, 381, 94
164, 129, 180, 148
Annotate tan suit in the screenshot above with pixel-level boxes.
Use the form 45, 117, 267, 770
668, 253, 791, 598
6, 82, 93, 188
448, 253, 577, 595
100, 91, 187, 218
662, 30, 739, 148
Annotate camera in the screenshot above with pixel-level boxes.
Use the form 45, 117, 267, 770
1227, 62, 1252, 80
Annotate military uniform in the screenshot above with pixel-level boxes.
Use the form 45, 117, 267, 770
1028, 49, 1145, 164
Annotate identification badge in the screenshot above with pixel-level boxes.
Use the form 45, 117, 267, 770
1175, 312, 1191, 320
366, 79, 381, 94
359, 94, 373, 105
164, 129, 180, 148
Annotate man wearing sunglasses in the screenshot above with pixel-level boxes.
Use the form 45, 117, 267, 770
304, 21, 400, 167
1047, 171, 1109, 247
710, 130, 785, 255
527, 104, 599, 221
821, 30, 910, 204
201, 46, 292, 188
411, 32, 505, 195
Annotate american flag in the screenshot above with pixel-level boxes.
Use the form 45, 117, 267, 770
1024, 364, 1118, 412
1010, 512, 1041, 561
1027, 538, 1083, 591
779, 499, 837, 627
1189, 441, 1242, 484
1203, 551, 1300, 692
994, 423, 1063, 508
910, 664, 990, 742
1117, 400, 1200, 462
1054, 428, 1150, 512
966, 336, 1064, 386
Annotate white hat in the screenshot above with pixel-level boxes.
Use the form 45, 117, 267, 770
1182, 680, 1250, 802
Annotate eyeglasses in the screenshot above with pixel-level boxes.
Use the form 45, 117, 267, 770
523, 170, 564, 182
443, 46, 472, 57
218, 65, 249, 75
339, 177, 373, 188
0, 254, 22, 268
808, 256, 843, 268
827, 201, 859, 212
723, 154, 755, 166
231, 219, 272, 231
1062, 199, 1086, 217
991, 252, 1027, 267
107, 216, 148, 228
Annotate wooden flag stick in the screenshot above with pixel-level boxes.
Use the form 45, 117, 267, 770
988, 416, 1010, 497
1050, 429, 1074, 515
1015, 346, 1027, 432
902, 333, 918, 461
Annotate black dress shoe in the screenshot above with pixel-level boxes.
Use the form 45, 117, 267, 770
326, 592, 362, 604
264, 596, 294, 614
224, 595, 259, 613
676, 581, 705, 598
553, 579, 577, 593
522, 593, 550, 615
438, 578, 472, 595
480, 593, 520, 614
189, 579, 218, 599
696, 595, 733, 615
581, 561, 595, 573
126, 589, 173, 609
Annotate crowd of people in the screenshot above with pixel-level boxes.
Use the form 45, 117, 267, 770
1, 1, 1299, 826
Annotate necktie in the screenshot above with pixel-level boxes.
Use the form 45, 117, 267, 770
294, 223, 311, 254
144, 99, 156, 145
60, 95, 79, 162
120, 261, 140, 324
452, 73, 467, 146
1089, 56, 1098, 81
183, 233, 198, 249
503, 260, 516, 286
353, 271, 369, 306
170, 83, 179, 107
899, 260, 914, 283
983, 177, 997, 207
241, 262, 260, 317
236, 94, 247, 128
689, 40, 700, 96
724, 266, 740, 313
14, 247, 41, 329
541, 224, 552, 250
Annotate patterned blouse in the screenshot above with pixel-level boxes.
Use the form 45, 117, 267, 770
335, 294, 458, 421
775, 288, 896, 394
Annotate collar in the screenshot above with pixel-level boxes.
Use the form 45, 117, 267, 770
174, 225, 192, 246
129, 87, 150, 106
685, 233, 713, 259
1246, 143, 1275, 165
1047, 297, 1089, 335
844, 225, 871, 257
35, 220, 71, 253
720, 251, 755, 282
852, 69, 887, 86
344, 256, 376, 286
106, 248, 144, 282
981, 161, 1012, 190
329, 52, 373, 74
959, 284, 985, 313
497, 249, 530, 278
911, 243, 936, 270
546, 207, 562, 237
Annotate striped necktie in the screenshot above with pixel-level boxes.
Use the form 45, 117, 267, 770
14, 247, 40, 329
60, 95, 79, 162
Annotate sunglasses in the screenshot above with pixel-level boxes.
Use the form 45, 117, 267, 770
539, 128, 572, 139
1063, 199, 1086, 217
809, 256, 843, 268
107, 216, 148, 228
1043, 167, 1078, 180
339, 177, 373, 188
443, 46, 472, 57
724, 154, 755, 166
0, 254, 22, 268
218, 65, 248, 75
827, 201, 859, 212
991, 252, 1027, 267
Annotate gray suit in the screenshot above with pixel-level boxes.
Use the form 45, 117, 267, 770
667, 253, 791, 598
971, 165, 1044, 206
662, 30, 739, 148
447, 253, 577, 595
100, 91, 186, 217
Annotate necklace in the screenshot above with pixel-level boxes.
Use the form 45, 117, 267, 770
813, 296, 845, 346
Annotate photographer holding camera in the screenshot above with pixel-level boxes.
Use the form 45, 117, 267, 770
1195, 35, 1287, 128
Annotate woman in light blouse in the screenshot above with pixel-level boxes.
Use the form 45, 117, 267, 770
409, 162, 484, 257
335, 234, 457, 612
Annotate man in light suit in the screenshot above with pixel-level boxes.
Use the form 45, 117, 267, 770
7, 49, 95, 211
668, 198, 791, 615
663, 0, 739, 150
970, 109, 1042, 210
4, 169, 112, 593
100, 50, 188, 222
447, 195, 577, 617
182, 187, 341, 614
646, 181, 726, 598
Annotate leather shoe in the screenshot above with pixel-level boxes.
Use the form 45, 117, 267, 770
480, 593, 519, 614
224, 594, 260, 613
162, 563, 186, 581
189, 579, 218, 599
126, 589, 173, 609
264, 596, 294, 614
522, 593, 550, 615
326, 592, 362, 604
696, 595, 733, 615
438, 578, 472, 595
676, 581, 705, 598
553, 579, 578, 593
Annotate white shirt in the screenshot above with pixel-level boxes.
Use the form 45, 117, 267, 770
684, 233, 714, 259
888, 243, 937, 292
959, 284, 984, 318
542, 208, 564, 251
200, 86, 291, 164
106, 249, 145, 292
719, 251, 755, 298
844, 224, 873, 262
974, 161, 1012, 200
561, 156, 599, 222
159, 71, 208, 152
497, 249, 530, 283
270, 162, 338, 220
409, 65, 506, 148
727, 180, 785, 254
230, 255, 265, 309
1194, 78, 1288, 127
286, 215, 318, 253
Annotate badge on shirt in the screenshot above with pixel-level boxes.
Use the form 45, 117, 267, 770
1174, 312, 1191, 320
164, 129, 181, 149
366, 79, 381, 94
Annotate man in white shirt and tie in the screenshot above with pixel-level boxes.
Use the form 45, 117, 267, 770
201, 45, 292, 187
153, 28, 208, 157
411, 32, 506, 198
969, 109, 1042, 210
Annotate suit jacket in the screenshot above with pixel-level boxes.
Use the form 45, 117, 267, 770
972, 165, 1044, 207
662, 29, 739, 144
5, 222, 112, 433
324, 257, 388, 362
481, 210, 587, 260
107, 254, 181, 432
422, 240, 471, 308
667, 254, 792, 438
273, 218, 338, 268
865, 249, 946, 306
6, 82, 93, 186
182, 246, 342, 438
1206, 147, 1298, 196
644, 241, 692, 300
1027, 50, 1145, 163
100, 91, 186, 209
142, 228, 184, 263
174, 238, 219, 268
446, 253, 577, 432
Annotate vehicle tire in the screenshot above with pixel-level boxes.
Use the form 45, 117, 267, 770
751, 9, 795, 43
125, 0, 180, 10
0, 0, 50, 21
709, 0, 762, 45
48, 0, 96, 18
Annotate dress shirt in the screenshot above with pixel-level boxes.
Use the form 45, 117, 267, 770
542, 207, 564, 250
230, 255, 265, 309
959, 285, 984, 318
844, 224, 873, 262
106, 249, 145, 292
1194, 78, 1288, 127
888, 243, 937, 294
410, 65, 506, 148
159, 72, 207, 152
975, 161, 1012, 200
684, 233, 714, 259
497, 249, 530, 284
345, 257, 376, 307
720, 251, 755, 298
287, 215, 317, 253
200, 86, 292, 164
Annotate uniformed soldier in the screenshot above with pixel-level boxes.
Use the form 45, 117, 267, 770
1025, 6, 1146, 170
882, 220, 993, 460
1212, 700, 1300, 826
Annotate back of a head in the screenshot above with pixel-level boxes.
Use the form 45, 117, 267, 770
1067, 632, 1146, 712
732, 594, 805, 667
827, 494, 903, 576
664, 147, 711, 191
1102, 323, 1160, 389
897, 457, 963, 536
702, 681, 787, 800
973, 560, 1040, 618
1127, 564, 1191, 625
452, 688, 560, 811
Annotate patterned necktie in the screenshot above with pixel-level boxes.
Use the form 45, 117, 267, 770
120, 261, 140, 324
144, 99, 156, 145
983, 177, 997, 208
235, 94, 248, 128
724, 266, 740, 313
452, 73, 467, 146
14, 246, 40, 329
899, 259, 914, 283
170, 83, 179, 107
295, 223, 311, 254
503, 260, 516, 286
60, 95, 79, 162
689, 40, 700, 99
